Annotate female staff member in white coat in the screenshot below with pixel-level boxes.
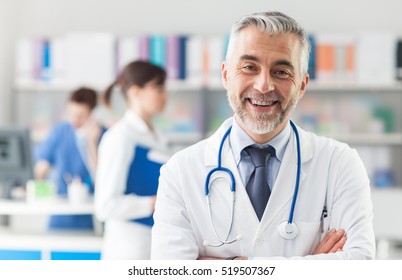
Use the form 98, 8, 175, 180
151, 11, 375, 260
95, 60, 168, 259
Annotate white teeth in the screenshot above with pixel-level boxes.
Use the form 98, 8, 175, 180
250, 99, 277, 106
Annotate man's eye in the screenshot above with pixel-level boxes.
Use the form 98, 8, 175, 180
242, 65, 256, 71
273, 70, 290, 77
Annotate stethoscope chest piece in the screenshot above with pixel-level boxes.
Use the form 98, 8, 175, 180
278, 220, 299, 240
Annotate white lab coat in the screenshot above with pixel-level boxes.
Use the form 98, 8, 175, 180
95, 110, 167, 259
152, 118, 375, 259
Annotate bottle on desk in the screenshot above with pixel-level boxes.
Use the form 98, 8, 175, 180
67, 177, 89, 205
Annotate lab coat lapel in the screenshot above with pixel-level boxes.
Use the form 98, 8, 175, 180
259, 125, 313, 233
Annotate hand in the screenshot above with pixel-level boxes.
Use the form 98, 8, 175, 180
313, 229, 346, 254
82, 118, 101, 144
34, 160, 51, 180
151, 196, 157, 212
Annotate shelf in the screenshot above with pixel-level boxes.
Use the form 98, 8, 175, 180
307, 81, 402, 93
14, 82, 104, 93
0, 198, 94, 215
322, 133, 402, 145
15, 80, 402, 93
15, 80, 209, 93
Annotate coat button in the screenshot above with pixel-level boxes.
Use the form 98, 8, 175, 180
255, 237, 263, 246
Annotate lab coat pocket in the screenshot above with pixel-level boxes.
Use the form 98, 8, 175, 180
283, 221, 321, 257
321, 215, 331, 234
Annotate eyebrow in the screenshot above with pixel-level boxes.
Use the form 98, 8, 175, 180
275, 59, 295, 71
239, 54, 260, 62
239, 55, 295, 71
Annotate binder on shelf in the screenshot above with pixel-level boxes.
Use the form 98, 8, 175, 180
15, 38, 36, 85
206, 36, 225, 87
308, 34, 316, 80
39, 40, 51, 81
64, 32, 116, 88
314, 33, 356, 83
50, 36, 67, 85
396, 39, 402, 80
139, 35, 150, 61
150, 35, 166, 68
356, 32, 396, 84
178, 35, 188, 80
125, 145, 169, 226
315, 34, 337, 82
344, 39, 356, 81
32, 38, 44, 81
315, 35, 336, 81
166, 35, 180, 80
186, 36, 205, 86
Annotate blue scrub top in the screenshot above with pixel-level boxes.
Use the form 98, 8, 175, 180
35, 122, 106, 230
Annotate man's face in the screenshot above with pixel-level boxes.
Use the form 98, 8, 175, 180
67, 101, 92, 129
222, 26, 308, 141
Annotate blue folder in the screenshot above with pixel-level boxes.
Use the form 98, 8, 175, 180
125, 145, 165, 226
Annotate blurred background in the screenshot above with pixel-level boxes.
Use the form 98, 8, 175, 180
0, 0, 402, 260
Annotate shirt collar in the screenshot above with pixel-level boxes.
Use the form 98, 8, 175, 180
230, 117, 291, 165
123, 110, 151, 134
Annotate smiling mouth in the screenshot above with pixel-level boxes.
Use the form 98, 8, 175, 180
245, 98, 279, 107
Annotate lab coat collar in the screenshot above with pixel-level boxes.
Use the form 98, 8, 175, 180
204, 118, 313, 166
230, 117, 291, 165
122, 110, 151, 134
204, 118, 233, 167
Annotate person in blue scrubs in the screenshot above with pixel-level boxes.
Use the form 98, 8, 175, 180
34, 87, 106, 230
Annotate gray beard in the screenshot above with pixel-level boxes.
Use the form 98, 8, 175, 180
228, 92, 299, 135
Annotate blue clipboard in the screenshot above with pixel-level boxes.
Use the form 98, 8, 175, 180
125, 145, 166, 226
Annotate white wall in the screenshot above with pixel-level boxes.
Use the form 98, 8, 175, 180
14, 0, 402, 36
0, 0, 19, 125
2, 0, 402, 124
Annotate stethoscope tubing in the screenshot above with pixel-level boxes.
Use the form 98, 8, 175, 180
204, 120, 301, 244
288, 120, 301, 225
205, 126, 234, 196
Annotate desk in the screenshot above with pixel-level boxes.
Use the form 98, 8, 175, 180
0, 197, 94, 215
0, 197, 102, 260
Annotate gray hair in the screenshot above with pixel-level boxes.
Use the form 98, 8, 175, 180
226, 11, 310, 76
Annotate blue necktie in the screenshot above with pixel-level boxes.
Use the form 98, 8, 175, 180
245, 146, 275, 221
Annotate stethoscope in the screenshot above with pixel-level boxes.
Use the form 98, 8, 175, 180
203, 120, 301, 247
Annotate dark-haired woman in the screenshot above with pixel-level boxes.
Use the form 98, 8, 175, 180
95, 60, 169, 259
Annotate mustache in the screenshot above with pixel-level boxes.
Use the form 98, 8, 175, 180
241, 90, 280, 102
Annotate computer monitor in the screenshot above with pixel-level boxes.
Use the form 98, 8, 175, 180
0, 127, 33, 198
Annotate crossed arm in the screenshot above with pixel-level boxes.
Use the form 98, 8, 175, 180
198, 228, 347, 260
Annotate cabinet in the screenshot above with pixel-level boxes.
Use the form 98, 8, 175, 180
293, 82, 402, 188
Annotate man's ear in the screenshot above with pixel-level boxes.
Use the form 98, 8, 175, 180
298, 74, 309, 99
221, 61, 228, 89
